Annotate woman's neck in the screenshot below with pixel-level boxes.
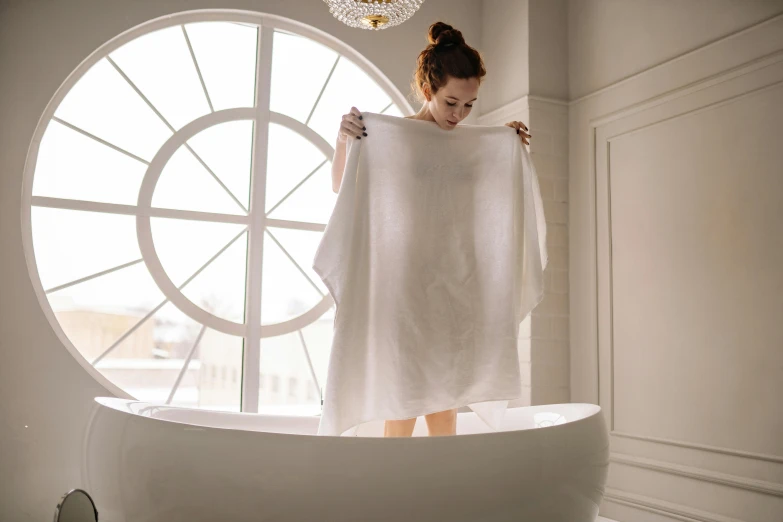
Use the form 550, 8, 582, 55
406, 105, 437, 122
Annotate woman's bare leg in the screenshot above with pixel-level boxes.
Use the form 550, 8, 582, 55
384, 417, 417, 437
424, 408, 457, 436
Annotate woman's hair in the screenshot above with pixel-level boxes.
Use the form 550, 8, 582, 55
410, 21, 486, 103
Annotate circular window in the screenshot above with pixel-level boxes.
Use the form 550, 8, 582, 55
21, 11, 410, 414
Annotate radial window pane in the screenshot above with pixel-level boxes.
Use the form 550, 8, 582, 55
151, 217, 246, 287
47, 261, 163, 317
48, 261, 165, 363
307, 57, 392, 144
265, 123, 328, 213
181, 230, 248, 324
187, 120, 253, 209
270, 31, 339, 124
299, 309, 334, 395
267, 162, 336, 224
32, 120, 146, 205
94, 301, 202, 404
31, 207, 141, 291
266, 227, 328, 296
260, 229, 324, 325
259, 329, 322, 415
152, 143, 246, 215
54, 59, 172, 162
184, 22, 258, 111
191, 328, 243, 411
109, 25, 211, 130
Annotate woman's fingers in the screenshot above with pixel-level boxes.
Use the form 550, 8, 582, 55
339, 116, 363, 139
344, 108, 366, 139
342, 114, 363, 135
505, 121, 531, 138
505, 121, 531, 145
350, 107, 365, 131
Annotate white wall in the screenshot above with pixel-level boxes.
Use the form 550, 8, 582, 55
479, 0, 569, 104
567, 1, 783, 521
568, 0, 783, 100
479, 0, 530, 115
0, 1, 483, 520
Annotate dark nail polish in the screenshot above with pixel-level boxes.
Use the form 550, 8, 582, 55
359, 115, 363, 120
517, 129, 519, 134
357, 136, 361, 139
362, 126, 366, 130
363, 132, 367, 136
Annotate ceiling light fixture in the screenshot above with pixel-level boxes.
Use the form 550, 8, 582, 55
323, 0, 426, 30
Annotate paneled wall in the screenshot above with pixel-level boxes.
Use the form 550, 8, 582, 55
569, 13, 783, 522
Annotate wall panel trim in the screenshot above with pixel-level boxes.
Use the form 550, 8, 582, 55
612, 432, 783, 465
610, 452, 783, 497
604, 488, 746, 522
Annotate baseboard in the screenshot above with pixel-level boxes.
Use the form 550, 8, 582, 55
598, 517, 620, 522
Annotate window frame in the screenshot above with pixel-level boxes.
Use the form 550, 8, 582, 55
20, 9, 413, 412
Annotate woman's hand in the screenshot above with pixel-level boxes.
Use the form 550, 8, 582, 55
505, 120, 531, 145
338, 107, 367, 142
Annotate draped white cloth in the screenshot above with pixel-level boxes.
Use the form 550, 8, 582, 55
312, 112, 548, 437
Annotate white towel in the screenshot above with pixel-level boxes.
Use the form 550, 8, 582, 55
312, 112, 548, 437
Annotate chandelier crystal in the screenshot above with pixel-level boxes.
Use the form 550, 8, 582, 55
323, 0, 426, 30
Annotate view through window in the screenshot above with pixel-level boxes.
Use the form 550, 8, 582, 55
25, 15, 407, 414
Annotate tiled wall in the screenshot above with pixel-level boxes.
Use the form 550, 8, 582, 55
478, 96, 570, 407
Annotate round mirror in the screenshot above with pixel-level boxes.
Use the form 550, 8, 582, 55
53, 489, 98, 522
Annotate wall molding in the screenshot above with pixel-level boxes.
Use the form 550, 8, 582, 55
610, 452, 783, 497
568, 9, 783, 522
604, 488, 746, 522
584, 21, 783, 522
589, 49, 783, 130
593, 53, 783, 458
478, 94, 568, 126
612, 431, 783, 465
480, 13, 783, 123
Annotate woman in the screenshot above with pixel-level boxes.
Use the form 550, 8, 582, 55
329, 21, 533, 438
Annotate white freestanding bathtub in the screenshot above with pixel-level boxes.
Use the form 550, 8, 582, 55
84, 397, 609, 522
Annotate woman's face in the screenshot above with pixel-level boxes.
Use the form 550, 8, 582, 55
427, 76, 479, 130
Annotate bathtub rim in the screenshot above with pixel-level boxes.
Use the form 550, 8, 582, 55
93, 396, 603, 440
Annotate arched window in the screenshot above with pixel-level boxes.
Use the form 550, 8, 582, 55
22, 11, 411, 414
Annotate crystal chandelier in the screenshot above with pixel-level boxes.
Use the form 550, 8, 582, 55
323, 0, 426, 31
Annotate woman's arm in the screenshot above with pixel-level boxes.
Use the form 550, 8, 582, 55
331, 135, 348, 194
332, 107, 365, 193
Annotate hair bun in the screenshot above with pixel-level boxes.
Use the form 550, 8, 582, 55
427, 22, 464, 48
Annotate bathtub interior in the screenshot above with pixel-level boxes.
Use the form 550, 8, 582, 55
95, 397, 600, 437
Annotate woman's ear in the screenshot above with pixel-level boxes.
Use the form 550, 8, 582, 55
423, 83, 431, 102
